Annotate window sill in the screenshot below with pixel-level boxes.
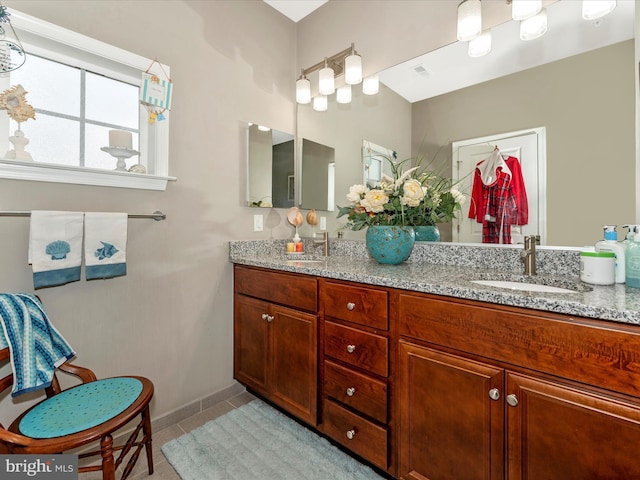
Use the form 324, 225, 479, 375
0, 159, 177, 190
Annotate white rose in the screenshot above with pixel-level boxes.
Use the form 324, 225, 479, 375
346, 184, 368, 204
450, 186, 465, 204
361, 189, 389, 213
402, 179, 426, 207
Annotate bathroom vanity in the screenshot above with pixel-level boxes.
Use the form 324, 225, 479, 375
231, 240, 640, 480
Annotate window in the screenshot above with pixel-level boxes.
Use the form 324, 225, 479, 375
0, 9, 175, 190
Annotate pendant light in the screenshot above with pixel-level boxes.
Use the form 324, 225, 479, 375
313, 95, 328, 112
582, 0, 616, 20
336, 84, 352, 104
520, 8, 547, 40
468, 29, 491, 57
344, 44, 362, 85
457, 0, 482, 42
295, 72, 311, 104
511, 0, 541, 21
362, 75, 379, 95
318, 59, 335, 95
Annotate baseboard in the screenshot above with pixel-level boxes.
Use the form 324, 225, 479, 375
151, 381, 246, 432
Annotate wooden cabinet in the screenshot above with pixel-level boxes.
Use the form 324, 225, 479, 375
233, 265, 318, 426
320, 279, 391, 472
397, 291, 640, 480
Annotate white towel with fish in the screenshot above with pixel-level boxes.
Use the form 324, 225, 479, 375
28, 211, 84, 289
84, 212, 128, 280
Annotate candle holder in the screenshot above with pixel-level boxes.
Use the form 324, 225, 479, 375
100, 146, 139, 172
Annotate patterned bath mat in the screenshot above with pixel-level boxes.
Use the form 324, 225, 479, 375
161, 399, 385, 479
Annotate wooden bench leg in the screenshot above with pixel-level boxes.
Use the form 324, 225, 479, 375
100, 434, 116, 480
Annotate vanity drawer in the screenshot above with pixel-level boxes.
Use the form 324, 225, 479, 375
324, 360, 387, 423
324, 321, 388, 377
234, 265, 317, 312
321, 281, 388, 330
323, 398, 388, 470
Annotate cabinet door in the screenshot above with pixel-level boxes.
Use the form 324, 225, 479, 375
506, 372, 640, 480
398, 341, 504, 480
270, 304, 318, 426
234, 294, 270, 393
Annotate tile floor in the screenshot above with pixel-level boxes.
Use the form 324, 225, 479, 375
83, 390, 258, 480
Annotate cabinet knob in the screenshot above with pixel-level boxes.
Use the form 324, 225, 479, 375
346, 344, 356, 353
488, 388, 501, 401
346, 387, 356, 397
346, 429, 356, 440
506, 394, 519, 407
261, 313, 268, 320
266, 315, 274, 323
346, 302, 356, 311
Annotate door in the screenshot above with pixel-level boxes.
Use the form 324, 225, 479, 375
398, 341, 505, 480
233, 294, 270, 392
452, 128, 546, 245
506, 371, 640, 480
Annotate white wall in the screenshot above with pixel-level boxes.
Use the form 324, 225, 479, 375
0, 0, 297, 422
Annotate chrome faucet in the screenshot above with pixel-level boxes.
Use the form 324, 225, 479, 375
521, 235, 537, 275
313, 232, 329, 256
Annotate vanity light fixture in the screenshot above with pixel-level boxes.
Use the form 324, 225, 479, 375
362, 75, 379, 95
297, 43, 374, 110
457, 0, 482, 42
582, 0, 616, 20
468, 29, 492, 57
511, 0, 541, 20
520, 7, 547, 40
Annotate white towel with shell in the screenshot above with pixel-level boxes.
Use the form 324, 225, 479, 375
28, 211, 84, 289
84, 212, 128, 280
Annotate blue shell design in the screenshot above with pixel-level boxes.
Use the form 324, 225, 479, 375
45, 240, 71, 260
95, 241, 119, 260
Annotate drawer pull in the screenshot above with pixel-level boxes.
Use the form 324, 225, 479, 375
506, 394, 519, 407
488, 388, 500, 401
346, 302, 356, 311
346, 429, 356, 440
265, 315, 274, 323
261, 313, 268, 320
346, 387, 356, 397
346, 344, 356, 354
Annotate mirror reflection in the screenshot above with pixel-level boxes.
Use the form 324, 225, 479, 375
296, 0, 635, 247
247, 123, 294, 208
300, 138, 336, 211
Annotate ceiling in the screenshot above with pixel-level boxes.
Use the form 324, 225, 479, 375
263, 0, 328, 22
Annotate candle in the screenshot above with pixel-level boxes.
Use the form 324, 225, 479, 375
109, 129, 132, 149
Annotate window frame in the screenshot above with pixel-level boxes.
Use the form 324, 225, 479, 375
0, 9, 175, 191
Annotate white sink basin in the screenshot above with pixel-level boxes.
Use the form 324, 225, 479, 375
471, 280, 579, 293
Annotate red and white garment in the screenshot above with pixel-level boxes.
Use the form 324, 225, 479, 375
468, 150, 528, 244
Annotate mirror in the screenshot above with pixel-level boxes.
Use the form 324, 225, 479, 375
247, 123, 294, 208
296, 0, 635, 247
300, 138, 336, 211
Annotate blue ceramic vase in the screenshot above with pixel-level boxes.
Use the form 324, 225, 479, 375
414, 225, 441, 242
365, 226, 415, 264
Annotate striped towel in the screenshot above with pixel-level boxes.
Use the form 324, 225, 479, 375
0, 294, 75, 397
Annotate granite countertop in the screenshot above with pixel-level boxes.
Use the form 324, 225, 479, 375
229, 239, 640, 326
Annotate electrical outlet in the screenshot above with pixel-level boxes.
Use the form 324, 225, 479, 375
320, 216, 327, 231
253, 214, 263, 232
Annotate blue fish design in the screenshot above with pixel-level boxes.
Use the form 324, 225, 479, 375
94, 241, 119, 260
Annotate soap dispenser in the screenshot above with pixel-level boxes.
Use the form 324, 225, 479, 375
622, 225, 639, 245
595, 225, 625, 283
626, 231, 640, 288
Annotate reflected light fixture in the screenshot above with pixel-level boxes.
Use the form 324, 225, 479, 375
318, 59, 335, 95
313, 95, 328, 112
511, 0, 541, 21
295, 71, 311, 104
582, 0, 616, 20
468, 29, 491, 57
297, 43, 374, 111
336, 84, 352, 104
362, 75, 379, 95
520, 8, 547, 40
457, 0, 482, 42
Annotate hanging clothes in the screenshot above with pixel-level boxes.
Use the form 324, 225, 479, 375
468, 150, 528, 244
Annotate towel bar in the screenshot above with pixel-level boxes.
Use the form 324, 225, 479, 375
0, 210, 166, 221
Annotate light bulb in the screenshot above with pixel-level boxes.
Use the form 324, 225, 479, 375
520, 8, 547, 41
362, 75, 379, 95
313, 95, 328, 112
296, 75, 311, 104
582, 0, 616, 20
468, 30, 491, 57
318, 64, 335, 95
511, 0, 541, 20
457, 0, 482, 42
336, 85, 352, 104
344, 53, 362, 85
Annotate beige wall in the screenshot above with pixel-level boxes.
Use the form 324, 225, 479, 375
0, 0, 297, 422
412, 41, 635, 247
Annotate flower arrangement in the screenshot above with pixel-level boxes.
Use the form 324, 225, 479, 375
337, 153, 465, 231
